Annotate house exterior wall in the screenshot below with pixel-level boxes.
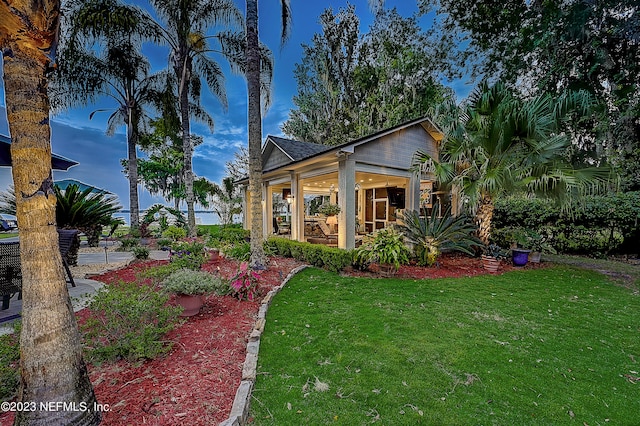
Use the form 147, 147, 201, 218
350, 126, 438, 169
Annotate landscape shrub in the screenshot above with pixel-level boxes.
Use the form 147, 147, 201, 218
82, 282, 181, 363
161, 269, 228, 295
353, 228, 410, 271
399, 207, 480, 266
493, 192, 640, 254
119, 236, 140, 251
301, 243, 324, 267
131, 245, 150, 259
162, 225, 187, 241
320, 247, 354, 273
266, 237, 352, 272
0, 323, 20, 403
223, 241, 251, 261
170, 240, 208, 270
205, 224, 249, 245
139, 263, 182, 283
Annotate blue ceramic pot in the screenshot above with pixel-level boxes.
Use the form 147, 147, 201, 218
512, 249, 531, 267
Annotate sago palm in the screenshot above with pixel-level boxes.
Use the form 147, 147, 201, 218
414, 81, 611, 244
400, 206, 480, 266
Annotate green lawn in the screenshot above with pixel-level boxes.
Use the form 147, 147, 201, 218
251, 266, 639, 425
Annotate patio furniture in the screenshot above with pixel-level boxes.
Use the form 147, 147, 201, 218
0, 231, 78, 310
1, 219, 17, 232
0, 241, 21, 310
58, 229, 78, 287
317, 219, 338, 241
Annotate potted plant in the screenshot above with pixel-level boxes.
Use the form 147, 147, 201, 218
505, 228, 531, 267
481, 244, 508, 273
161, 269, 226, 316
353, 227, 410, 276
318, 202, 341, 216
527, 231, 556, 263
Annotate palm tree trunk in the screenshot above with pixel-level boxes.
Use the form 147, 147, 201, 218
127, 107, 140, 229
1, 3, 100, 423
475, 194, 495, 245
175, 45, 197, 237
247, 0, 266, 269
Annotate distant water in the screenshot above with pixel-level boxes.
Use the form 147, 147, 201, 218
115, 210, 227, 226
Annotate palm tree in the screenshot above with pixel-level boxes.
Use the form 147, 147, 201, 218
210, 176, 243, 226
246, 0, 291, 269
54, 2, 167, 229
414, 81, 611, 244
0, 1, 101, 424
149, 0, 244, 237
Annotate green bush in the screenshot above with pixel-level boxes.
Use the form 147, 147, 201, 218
399, 207, 480, 266
162, 225, 187, 241
493, 193, 640, 254
0, 323, 20, 403
161, 269, 227, 295
139, 263, 182, 283
266, 237, 353, 273
224, 241, 251, 261
119, 236, 140, 251
156, 238, 173, 249
205, 224, 249, 245
82, 282, 181, 363
131, 245, 150, 259
353, 227, 410, 271
170, 240, 208, 270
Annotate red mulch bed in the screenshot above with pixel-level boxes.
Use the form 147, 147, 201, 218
1, 253, 542, 425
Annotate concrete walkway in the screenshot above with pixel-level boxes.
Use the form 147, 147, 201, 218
0, 248, 170, 335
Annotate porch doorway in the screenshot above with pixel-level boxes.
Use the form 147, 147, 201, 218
363, 187, 397, 233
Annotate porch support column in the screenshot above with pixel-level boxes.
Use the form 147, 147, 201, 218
265, 185, 274, 235
338, 156, 356, 250
407, 173, 420, 215
290, 172, 302, 242
262, 182, 269, 239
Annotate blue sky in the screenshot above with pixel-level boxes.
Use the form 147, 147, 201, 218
0, 0, 473, 211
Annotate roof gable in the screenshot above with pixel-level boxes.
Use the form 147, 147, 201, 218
262, 136, 329, 171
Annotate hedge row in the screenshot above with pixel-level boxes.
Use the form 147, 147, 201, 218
265, 237, 353, 273
492, 192, 640, 255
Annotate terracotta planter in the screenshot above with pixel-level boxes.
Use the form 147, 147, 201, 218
512, 248, 531, 267
176, 294, 204, 317
481, 255, 501, 273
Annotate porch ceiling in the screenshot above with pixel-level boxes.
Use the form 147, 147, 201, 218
300, 171, 408, 194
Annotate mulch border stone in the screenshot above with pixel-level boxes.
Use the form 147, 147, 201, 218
218, 264, 310, 426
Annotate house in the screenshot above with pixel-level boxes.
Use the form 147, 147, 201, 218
240, 117, 449, 249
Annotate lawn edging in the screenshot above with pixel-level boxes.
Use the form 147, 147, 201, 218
219, 264, 310, 426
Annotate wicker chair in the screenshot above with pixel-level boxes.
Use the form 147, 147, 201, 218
0, 241, 21, 310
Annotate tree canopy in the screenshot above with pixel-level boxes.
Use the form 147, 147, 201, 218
282, 5, 453, 145
418, 0, 639, 189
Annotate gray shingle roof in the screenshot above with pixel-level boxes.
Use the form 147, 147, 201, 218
268, 136, 330, 161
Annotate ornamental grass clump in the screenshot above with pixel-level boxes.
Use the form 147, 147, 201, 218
230, 262, 260, 301
161, 269, 227, 296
